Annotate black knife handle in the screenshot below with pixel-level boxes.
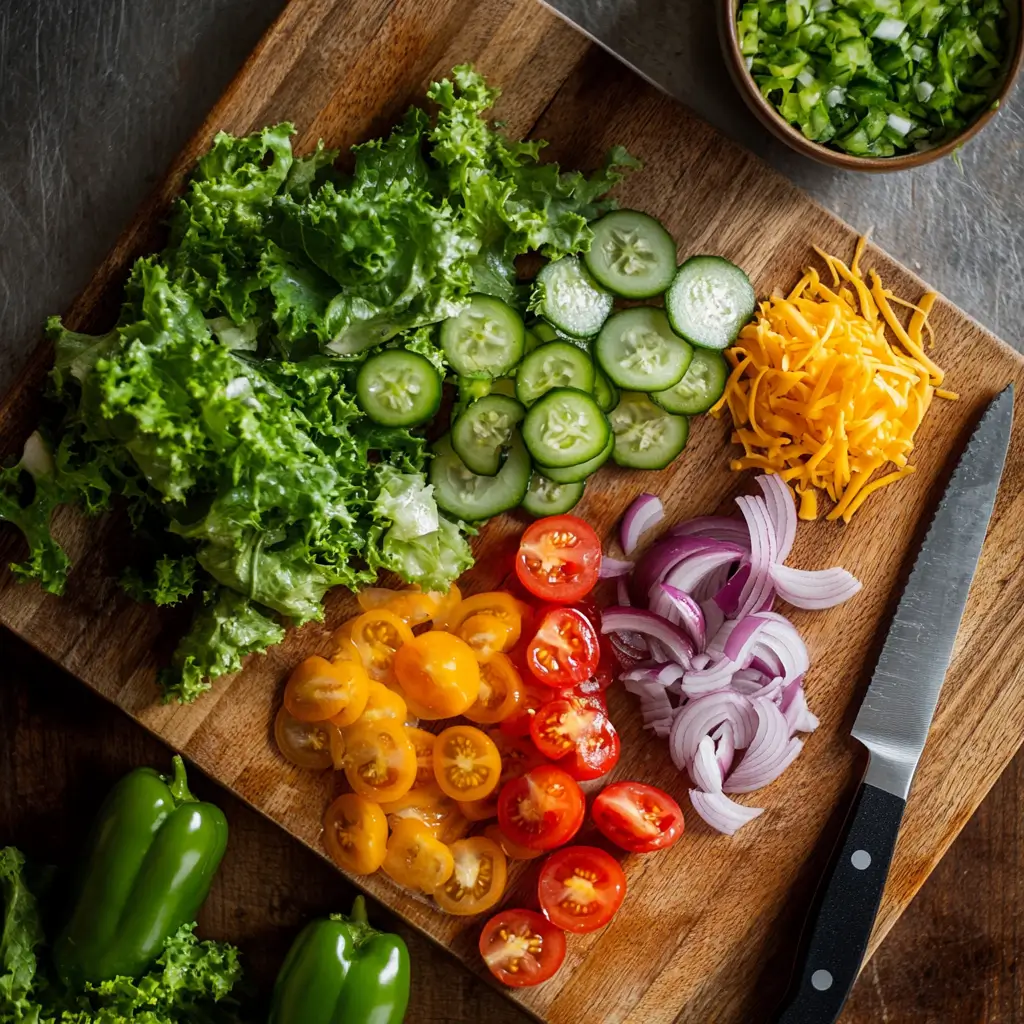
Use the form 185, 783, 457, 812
775, 782, 906, 1024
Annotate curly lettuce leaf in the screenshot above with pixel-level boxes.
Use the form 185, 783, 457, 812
0, 848, 45, 1023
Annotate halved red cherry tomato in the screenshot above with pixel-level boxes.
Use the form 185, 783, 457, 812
537, 846, 626, 934
577, 634, 618, 694
479, 908, 566, 988
483, 823, 545, 861
560, 717, 619, 781
457, 732, 546, 822
497, 765, 584, 851
530, 698, 621, 782
526, 607, 600, 689
591, 781, 685, 853
515, 515, 601, 604
497, 683, 550, 740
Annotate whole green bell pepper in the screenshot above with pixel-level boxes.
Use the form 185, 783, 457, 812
269, 896, 410, 1024
53, 755, 228, 988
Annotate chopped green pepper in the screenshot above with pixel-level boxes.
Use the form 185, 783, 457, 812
738, 0, 1011, 156
269, 896, 410, 1024
52, 755, 228, 988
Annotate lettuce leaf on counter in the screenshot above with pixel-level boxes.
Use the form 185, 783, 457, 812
0, 65, 635, 701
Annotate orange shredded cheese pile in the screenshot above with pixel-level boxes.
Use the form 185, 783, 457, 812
710, 238, 957, 523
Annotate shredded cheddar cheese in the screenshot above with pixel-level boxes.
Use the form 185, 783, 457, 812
710, 238, 957, 523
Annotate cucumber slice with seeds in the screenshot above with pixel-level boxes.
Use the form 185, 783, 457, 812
530, 257, 613, 338
521, 474, 586, 517
523, 388, 610, 468
541, 434, 614, 483
595, 307, 693, 392
430, 432, 532, 521
451, 394, 526, 477
356, 350, 442, 427
585, 210, 677, 299
515, 341, 595, 407
441, 294, 525, 378
609, 392, 689, 470
593, 367, 619, 414
665, 256, 755, 351
651, 348, 728, 415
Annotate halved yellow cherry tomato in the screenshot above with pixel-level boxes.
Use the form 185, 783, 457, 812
405, 727, 438, 789
382, 818, 454, 894
284, 656, 370, 725
350, 609, 414, 683
484, 823, 545, 861
433, 837, 508, 916
457, 613, 513, 659
322, 793, 388, 875
433, 725, 502, 802
464, 652, 524, 725
393, 632, 480, 719
358, 587, 442, 627
274, 707, 340, 770
331, 620, 359, 663
343, 719, 417, 803
457, 797, 499, 822
342, 680, 407, 728
380, 784, 468, 843
431, 583, 462, 631
448, 592, 523, 650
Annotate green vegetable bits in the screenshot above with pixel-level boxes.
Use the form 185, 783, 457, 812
739, 0, 1011, 157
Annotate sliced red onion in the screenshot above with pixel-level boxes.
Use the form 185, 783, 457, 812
615, 576, 631, 607
715, 722, 736, 776
636, 683, 675, 738
689, 790, 764, 836
621, 662, 685, 688
757, 473, 797, 563
690, 652, 711, 671
601, 608, 695, 670
779, 675, 805, 713
693, 561, 732, 603
723, 698, 803, 793
669, 516, 751, 548
770, 563, 863, 610
713, 564, 750, 616
755, 617, 809, 682
634, 537, 744, 606
620, 493, 664, 556
700, 598, 726, 644
691, 736, 723, 793
784, 684, 820, 735
735, 495, 777, 619
670, 691, 757, 770
600, 556, 635, 579
659, 584, 707, 651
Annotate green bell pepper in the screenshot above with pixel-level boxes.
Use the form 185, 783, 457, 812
53, 755, 228, 988
269, 896, 410, 1024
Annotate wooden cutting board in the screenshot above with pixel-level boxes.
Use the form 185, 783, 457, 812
2, 1, 1024, 1020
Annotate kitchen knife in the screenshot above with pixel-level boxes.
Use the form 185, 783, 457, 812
776, 384, 1014, 1024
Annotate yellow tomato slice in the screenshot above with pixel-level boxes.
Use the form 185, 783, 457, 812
430, 583, 463, 631
447, 592, 522, 650
433, 725, 502, 802
382, 818, 454, 894
457, 613, 513, 659
330, 620, 360, 663
433, 837, 508, 917
342, 680, 407, 727
284, 655, 370, 725
274, 707, 339, 770
350, 609, 414, 683
464, 652, 524, 725
405, 727, 438, 789
343, 719, 417, 803
379, 783, 467, 843
322, 793, 388, 875
393, 631, 480, 719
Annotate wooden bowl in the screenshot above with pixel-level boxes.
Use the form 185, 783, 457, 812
718, 0, 1024, 172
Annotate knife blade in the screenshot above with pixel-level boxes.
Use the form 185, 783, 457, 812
776, 384, 1014, 1024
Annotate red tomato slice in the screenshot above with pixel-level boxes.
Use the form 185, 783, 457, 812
538, 846, 626, 934
591, 781, 685, 853
530, 697, 605, 760
526, 608, 600, 689
576, 635, 618, 694
515, 515, 601, 604
497, 765, 585, 851
460, 732, 548, 820
498, 683, 550, 740
479, 908, 567, 987
558, 716, 620, 782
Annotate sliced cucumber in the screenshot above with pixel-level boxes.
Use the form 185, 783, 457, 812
356, 350, 442, 427
593, 367, 619, 414
441, 294, 525, 378
515, 341, 595, 407
524, 328, 543, 355
489, 377, 518, 398
521, 474, 586, 517
651, 348, 728, 415
585, 210, 677, 299
430, 432, 532, 521
530, 322, 559, 344
665, 256, 755, 351
595, 307, 693, 392
522, 388, 610, 469
541, 434, 614, 483
530, 257, 613, 338
451, 394, 526, 477
609, 392, 689, 470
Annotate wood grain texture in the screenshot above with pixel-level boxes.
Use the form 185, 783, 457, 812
1, 0, 1023, 1021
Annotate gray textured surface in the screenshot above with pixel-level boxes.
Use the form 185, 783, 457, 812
547, 0, 1024, 350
